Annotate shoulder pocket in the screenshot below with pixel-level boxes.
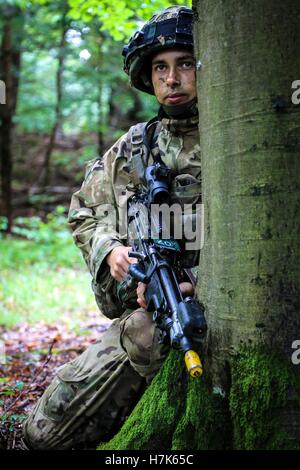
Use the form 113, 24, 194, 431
170, 173, 201, 206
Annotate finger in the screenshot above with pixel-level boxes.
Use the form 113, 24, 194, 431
126, 247, 140, 264
137, 297, 147, 309
179, 282, 194, 297
111, 265, 127, 282
138, 292, 146, 303
115, 256, 131, 274
137, 282, 146, 304
127, 253, 138, 264
119, 267, 129, 279
137, 282, 147, 294
111, 271, 123, 282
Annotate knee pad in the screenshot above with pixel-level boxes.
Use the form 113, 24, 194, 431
120, 308, 169, 380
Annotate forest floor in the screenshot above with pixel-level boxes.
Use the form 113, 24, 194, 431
0, 312, 111, 450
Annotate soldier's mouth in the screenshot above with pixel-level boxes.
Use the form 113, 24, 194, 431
165, 94, 187, 104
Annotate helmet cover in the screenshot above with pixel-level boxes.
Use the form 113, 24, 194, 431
122, 6, 194, 94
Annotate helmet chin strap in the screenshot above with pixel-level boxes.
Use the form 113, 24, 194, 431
160, 97, 198, 119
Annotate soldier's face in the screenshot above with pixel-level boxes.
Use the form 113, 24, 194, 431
151, 48, 197, 106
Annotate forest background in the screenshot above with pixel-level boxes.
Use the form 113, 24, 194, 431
0, 0, 189, 449
1, 0, 300, 452
0, 0, 189, 325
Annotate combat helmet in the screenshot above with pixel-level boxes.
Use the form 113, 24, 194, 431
122, 6, 194, 95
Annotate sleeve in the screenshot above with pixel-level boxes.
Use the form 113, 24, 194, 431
68, 135, 128, 319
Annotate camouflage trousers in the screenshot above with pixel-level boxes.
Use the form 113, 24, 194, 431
22, 308, 169, 450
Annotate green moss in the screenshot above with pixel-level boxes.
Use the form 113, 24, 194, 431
98, 349, 227, 451
172, 375, 229, 450
230, 347, 300, 450
98, 350, 187, 450
99, 346, 300, 451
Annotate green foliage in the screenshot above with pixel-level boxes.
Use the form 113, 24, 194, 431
15, 1, 160, 137
11, 206, 69, 243
0, 208, 97, 327
0, 379, 27, 435
0, 413, 27, 432
0, 379, 23, 397
67, 0, 192, 41
0, 217, 8, 233
16, 51, 57, 133
0, 207, 81, 268
0, 264, 96, 327
26, 1, 192, 41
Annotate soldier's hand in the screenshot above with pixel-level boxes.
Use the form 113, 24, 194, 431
179, 282, 194, 297
136, 281, 195, 310
106, 246, 137, 282
137, 282, 147, 309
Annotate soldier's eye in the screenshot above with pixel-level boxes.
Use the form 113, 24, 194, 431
182, 61, 194, 69
154, 63, 166, 72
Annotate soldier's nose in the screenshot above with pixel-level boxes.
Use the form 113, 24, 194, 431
166, 68, 180, 87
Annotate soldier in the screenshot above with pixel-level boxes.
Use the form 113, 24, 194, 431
22, 5, 201, 450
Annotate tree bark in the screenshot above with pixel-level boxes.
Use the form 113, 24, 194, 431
96, 40, 105, 158
126, 88, 143, 126
42, 6, 68, 187
194, 0, 300, 446
0, 8, 24, 232
98, 0, 300, 450
97, 82, 104, 157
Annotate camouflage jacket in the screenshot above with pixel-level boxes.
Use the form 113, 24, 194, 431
68, 115, 201, 319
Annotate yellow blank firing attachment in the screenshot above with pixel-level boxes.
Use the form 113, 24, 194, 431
184, 350, 203, 378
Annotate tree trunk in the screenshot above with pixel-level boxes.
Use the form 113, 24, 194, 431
96, 41, 105, 158
42, 6, 68, 187
194, 0, 300, 448
98, 0, 300, 450
126, 88, 143, 126
0, 8, 24, 232
97, 82, 104, 157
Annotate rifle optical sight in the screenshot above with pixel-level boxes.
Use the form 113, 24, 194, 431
144, 164, 172, 204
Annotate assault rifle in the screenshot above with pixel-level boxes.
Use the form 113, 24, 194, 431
120, 162, 207, 378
